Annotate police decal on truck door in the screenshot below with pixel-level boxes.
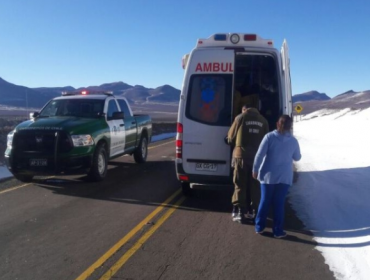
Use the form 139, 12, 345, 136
106, 99, 125, 156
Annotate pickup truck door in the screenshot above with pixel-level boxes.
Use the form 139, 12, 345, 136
106, 99, 125, 157
117, 99, 137, 152
281, 40, 292, 117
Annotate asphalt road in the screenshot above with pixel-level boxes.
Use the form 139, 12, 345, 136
0, 139, 334, 280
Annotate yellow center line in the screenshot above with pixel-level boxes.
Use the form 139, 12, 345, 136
75, 188, 182, 280
148, 139, 175, 150
0, 176, 55, 195
0, 183, 31, 195
99, 196, 186, 280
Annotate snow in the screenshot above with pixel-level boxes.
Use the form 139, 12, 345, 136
354, 91, 370, 98
0, 164, 12, 181
151, 132, 176, 142
290, 107, 370, 280
0, 132, 176, 181
356, 99, 370, 105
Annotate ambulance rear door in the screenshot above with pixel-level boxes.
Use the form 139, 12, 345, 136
281, 40, 292, 116
181, 48, 234, 178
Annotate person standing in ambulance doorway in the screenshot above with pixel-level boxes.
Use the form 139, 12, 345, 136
253, 115, 301, 238
233, 79, 260, 119
227, 105, 269, 223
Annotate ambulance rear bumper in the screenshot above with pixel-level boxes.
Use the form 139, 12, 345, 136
176, 163, 233, 186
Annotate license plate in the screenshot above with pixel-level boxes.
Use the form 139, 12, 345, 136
30, 159, 48, 166
195, 163, 218, 172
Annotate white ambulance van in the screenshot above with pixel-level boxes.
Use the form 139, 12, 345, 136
176, 33, 292, 195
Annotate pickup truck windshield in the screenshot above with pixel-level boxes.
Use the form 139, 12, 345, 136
39, 99, 105, 118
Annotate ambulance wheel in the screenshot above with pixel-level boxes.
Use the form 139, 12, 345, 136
134, 136, 148, 164
88, 143, 108, 181
14, 174, 34, 182
181, 182, 192, 196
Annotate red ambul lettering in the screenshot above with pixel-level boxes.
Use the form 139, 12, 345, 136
195, 62, 233, 72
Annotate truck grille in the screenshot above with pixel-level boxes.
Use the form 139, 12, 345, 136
13, 130, 72, 153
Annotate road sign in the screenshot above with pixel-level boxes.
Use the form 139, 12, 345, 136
294, 104, 303, 114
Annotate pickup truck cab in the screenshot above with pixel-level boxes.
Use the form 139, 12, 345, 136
5, 90, 152, 182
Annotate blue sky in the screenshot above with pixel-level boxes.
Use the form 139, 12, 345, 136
0, 0, 369, 97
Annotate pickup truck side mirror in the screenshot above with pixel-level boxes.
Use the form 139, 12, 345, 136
30, 112, 39, 119
111, 111, 124, 120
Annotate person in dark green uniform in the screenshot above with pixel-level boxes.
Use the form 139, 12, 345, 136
227, 106, 269, 222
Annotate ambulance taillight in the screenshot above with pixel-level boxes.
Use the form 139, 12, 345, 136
176, 123, 183, 158
179, 175, 189, 181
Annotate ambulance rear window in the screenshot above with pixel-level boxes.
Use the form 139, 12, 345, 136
186, 74, 232, 126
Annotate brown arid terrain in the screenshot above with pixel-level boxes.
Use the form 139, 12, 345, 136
0, 110, 176, 165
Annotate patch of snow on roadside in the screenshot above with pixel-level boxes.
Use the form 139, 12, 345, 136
289, 107, 370, 280
302, 109, 338, 120
0, 165, 12, 181
152, 132, 176, 142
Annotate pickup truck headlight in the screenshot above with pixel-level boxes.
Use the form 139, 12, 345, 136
71, 134, 94, 147
7, 131, 14, 148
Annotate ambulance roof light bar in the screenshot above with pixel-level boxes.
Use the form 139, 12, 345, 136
62, 90, 114, 96
196, 33, 274, 48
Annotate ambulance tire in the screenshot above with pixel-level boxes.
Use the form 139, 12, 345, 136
88, 143, 108, 182
134, 136, 148, 164
181, 182, 193, 196
14, 174, 34, 183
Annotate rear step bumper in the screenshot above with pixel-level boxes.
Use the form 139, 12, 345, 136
176, 163, 233, 186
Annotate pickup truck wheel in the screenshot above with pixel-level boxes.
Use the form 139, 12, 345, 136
134, 136, 148, 163
14, 174, 34, 183
88, 143, 108, 181
181, 182, 193, 196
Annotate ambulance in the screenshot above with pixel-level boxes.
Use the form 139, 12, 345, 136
175, 33, 292, 195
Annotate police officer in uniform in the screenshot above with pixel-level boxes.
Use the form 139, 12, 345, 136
227, 105, 269, 222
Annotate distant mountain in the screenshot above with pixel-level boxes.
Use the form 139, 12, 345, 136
0, 77, 180, 108
32, 86, 75, 97
292, 91, 331, 103
121, 85, 152, 103
293, 90, 370, 115
77, 81, 132, 93
0, 77, 57, 108
147, 85, 181, 103
334, 90, 357, 99
332, 90, 370, 104
2, 76, 368, 116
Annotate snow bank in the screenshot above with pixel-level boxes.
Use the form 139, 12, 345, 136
290, 107, 370, 280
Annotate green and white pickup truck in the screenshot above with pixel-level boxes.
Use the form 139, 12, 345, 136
4, 90, 152, 182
